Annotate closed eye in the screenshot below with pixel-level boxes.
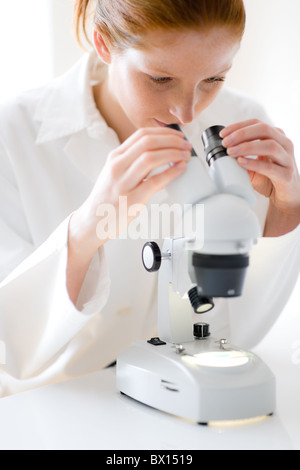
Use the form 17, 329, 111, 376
150, 76, 173, 84
205, 77, 226, 84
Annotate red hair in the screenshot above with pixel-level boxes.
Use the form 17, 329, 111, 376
74, 0, 246, 49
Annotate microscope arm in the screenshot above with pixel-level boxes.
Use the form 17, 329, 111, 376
157, 238, 194, 344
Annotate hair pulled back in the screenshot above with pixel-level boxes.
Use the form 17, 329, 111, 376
74, 0, 246, 50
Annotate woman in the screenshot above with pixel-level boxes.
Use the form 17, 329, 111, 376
0, 0, 299, 397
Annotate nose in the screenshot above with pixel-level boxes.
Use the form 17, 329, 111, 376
169, 92, 197, 125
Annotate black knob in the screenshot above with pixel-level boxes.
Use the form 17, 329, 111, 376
188, 287, 214, 313
167, 124, 197, 156
142, 242, 162, 272
194, 322, 210, 339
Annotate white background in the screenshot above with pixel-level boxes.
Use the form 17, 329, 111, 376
0, 0, 299, 327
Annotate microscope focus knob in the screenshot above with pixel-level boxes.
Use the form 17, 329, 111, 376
194, 322, 210, 339
142, 242, 162, 272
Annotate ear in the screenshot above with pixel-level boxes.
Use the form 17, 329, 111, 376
94, 30, 112, 64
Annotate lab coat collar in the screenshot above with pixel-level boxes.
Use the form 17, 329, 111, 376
34, 52, 111, 145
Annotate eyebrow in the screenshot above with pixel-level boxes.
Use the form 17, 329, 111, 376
144, 63, 233, 78
217, 65, 233, 75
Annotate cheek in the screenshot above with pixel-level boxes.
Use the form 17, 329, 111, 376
115, 81, 143, 118
122, 81, 163, 116
195, 88, 222, 115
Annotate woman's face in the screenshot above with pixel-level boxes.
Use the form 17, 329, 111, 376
104, 27, 240, 131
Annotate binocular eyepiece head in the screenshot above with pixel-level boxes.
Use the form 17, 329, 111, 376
167, 124, 228, 164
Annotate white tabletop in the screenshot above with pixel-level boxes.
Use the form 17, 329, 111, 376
0, 281, 299, 450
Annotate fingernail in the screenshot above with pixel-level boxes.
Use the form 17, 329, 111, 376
219, 128, 229, 138
227, 146, 239, 156
184, 140, 193, 149
177, 161, 187, 170
181, 150, 191, 159
237, 157, 248, 166
222, 136, 233, 147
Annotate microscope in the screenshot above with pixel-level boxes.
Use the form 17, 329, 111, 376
116, 125, 276, 425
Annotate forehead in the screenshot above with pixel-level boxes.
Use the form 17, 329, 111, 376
124, 28, 240, 77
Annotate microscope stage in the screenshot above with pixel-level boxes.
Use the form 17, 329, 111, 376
116, 338, 276, 424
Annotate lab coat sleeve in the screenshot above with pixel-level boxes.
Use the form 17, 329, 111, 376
0, 218, 111, 377
0, 140, 111, 384
229, 223, 300, 348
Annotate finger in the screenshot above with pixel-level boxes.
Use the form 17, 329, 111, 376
220, 119, 261, 137
222, 121, 291, 153
275, 127, 286, 135
236, 156, 289, 182
119, 148, 191, 191
227, 139, 287, 167
112, 133, 192, 178
116, 126, 185, 155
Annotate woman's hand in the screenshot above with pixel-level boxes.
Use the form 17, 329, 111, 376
67, 126, 191, 303
78, 126, 191, 248
220, 119, 300, 237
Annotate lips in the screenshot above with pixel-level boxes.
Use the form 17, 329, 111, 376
154, 119, 181, 127
154, 119, 168, 127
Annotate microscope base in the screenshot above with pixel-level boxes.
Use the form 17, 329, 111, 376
116, 338, 276, 424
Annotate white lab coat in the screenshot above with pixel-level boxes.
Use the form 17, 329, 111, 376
0, 52, 299, 397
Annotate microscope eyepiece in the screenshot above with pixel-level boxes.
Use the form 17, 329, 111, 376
167, 124, 197, 156
201, 125, 228, 166
201, 124, 257, 206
